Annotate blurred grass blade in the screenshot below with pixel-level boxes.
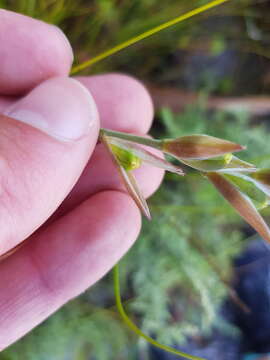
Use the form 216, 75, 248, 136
162, 135, 244, 160
182, 155, 256, 173
207, 172, 270, 243
101, 134, 151, 219
107, 137, 184, 175
71, 0, 230, 74
113, 264, 205, 360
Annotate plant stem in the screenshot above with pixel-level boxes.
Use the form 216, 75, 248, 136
113, 264, 205, 360
100, 128, 162, 150
71, 0, 230, 74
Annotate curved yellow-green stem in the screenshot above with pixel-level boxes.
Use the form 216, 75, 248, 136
113, 264, 205, 360
71, 0, 230, 74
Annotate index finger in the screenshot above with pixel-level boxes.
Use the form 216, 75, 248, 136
0, 9, 73, 95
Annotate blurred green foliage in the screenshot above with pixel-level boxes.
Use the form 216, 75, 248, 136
1, 0, 269, 92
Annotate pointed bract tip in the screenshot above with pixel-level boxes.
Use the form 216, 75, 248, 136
176, 168, 185, 176
145, 209, 152, 221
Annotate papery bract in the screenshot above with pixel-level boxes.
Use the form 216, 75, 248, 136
181, 155, 256, 173
162, 134, 244, 160
101, 133, 151, 219
207, 172, 270, 243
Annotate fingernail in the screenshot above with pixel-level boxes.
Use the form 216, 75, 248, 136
5, 77, 98, 141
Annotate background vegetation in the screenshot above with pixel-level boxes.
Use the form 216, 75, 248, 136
0, 0, 270, 359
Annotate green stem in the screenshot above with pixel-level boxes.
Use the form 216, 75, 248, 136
101, 128, 162, 150
71, 0, 230, 74
113, 264, 205, 360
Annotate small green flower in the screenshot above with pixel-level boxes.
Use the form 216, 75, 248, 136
100, 132, 184, 220
109, 144, 142, 171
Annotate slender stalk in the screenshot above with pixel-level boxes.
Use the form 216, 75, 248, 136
71, 0, 230, 74
113, 264, 205, 360
100, 128, 162, 150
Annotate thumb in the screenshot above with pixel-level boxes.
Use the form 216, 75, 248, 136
0, 76, 99, 255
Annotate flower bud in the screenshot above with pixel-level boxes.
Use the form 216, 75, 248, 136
162, 134, 244, 160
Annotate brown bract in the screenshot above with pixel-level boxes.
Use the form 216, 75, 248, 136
207, 172, 270, 244
163, 134, 244, 160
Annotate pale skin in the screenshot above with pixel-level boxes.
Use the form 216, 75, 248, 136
0, 10, 164, 349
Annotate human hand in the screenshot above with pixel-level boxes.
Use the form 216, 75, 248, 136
0, 9, 163, 350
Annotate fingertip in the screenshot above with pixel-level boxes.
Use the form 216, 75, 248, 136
49, 24, 74, 67
0, 10, 74, 94
77, 73, 154, 133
